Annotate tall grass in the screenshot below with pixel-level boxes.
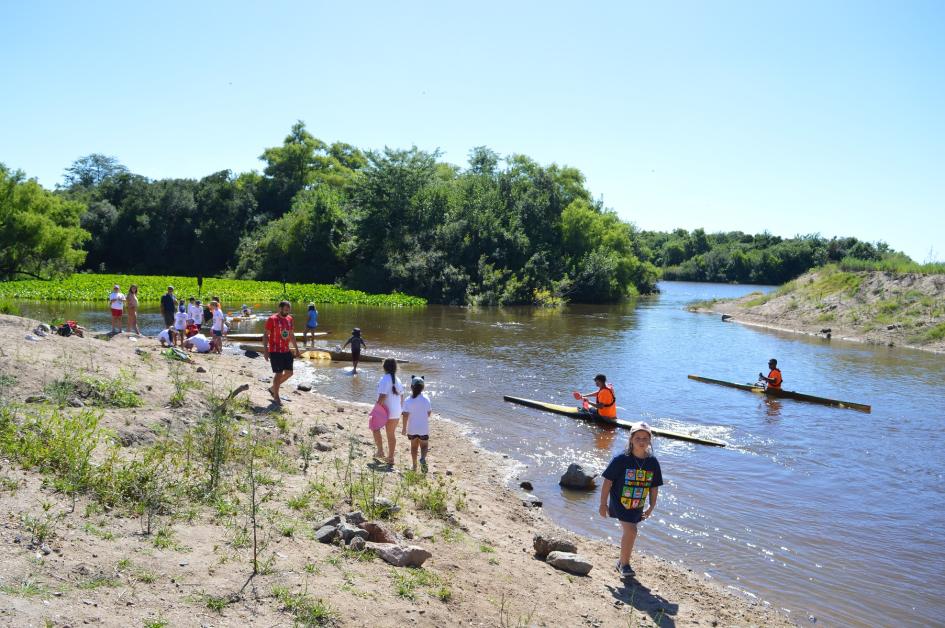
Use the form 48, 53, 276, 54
839, 255, 945, 275
0, 272, 426, 306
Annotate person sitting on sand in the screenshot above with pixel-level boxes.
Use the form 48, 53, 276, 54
183, 333, 212, 354
158, 326, 174, 347
581, 374, 617, 420
401, 376, 433, 473
340, 328, 366, 374
599, 422, 663, 578
759, 359, 783, 390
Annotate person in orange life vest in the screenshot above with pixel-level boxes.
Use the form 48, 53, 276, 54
581, 374, 617, 420
759, 359, 783, 389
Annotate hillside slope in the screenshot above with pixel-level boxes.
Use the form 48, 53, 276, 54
690, 266, 945, 353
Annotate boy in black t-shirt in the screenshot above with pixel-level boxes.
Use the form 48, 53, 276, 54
599, 422, 663, 578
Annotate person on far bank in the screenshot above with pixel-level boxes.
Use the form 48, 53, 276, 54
108, 284, 126, 333
374, 357, 404, 467
401, 376, 433, 473
127, 284, 141, 335
599, 422, 663, 579
263, 300, 300, 406
581, 373, 617, 421
759, 359, 783, 390
340, 328, 366, 374
303, 302, 319, 347
160, 286, 177, 330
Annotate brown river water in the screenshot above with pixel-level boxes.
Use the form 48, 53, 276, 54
17, 281, 945, 626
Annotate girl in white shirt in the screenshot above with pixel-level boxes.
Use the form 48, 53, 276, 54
374, 358, 404, 467
174, 304, 188, 347
401, 376, 433, 473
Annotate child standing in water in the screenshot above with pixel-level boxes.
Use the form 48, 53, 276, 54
599, 422, 663, 578
340, 328, 366, 374
303, 303, 319, 347
401, 376, 433, 473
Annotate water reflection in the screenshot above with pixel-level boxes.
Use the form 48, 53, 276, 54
763, 398, 782, 419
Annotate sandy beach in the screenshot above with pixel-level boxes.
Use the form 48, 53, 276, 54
0, 314, 791, 627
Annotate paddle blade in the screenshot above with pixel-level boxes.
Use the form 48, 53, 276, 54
572, 391, 583, 400
582, 400, 590, 410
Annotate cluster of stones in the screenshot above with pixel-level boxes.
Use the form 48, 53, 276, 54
314, 508, 431, 568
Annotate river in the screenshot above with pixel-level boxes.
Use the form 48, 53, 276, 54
15, 281, 945, 626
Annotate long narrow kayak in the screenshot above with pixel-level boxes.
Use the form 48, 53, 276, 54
687, 374, 871, 413
237, 344, 409, 364
502, 396, 726, 447
227, 332, 327, 341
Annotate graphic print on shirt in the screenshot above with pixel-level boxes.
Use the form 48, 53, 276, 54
620, 468, 654, 510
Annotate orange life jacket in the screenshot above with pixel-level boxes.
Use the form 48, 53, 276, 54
767, 368, 783, 389
596, 384, 617, 418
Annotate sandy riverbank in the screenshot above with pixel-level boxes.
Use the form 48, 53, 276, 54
0, 314, 791, 627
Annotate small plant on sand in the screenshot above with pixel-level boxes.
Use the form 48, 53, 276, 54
168, 363, 187, 408
390, 567, 445, 601
0, 576, 48, 598
298, 437, 314, 474
143, 618, 169, 628
271, 585, 335, 625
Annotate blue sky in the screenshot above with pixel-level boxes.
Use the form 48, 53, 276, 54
2, 1, 943, 261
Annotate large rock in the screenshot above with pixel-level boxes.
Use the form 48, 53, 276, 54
314, 525, 339, 544
545, 551, 593, 576
360, 521, 399, 544
314, 514, 341, 530
338, 522, 369, 544
533, 533, 577, 559
348, 536, 366, 551
345, 511, 366, 525
558, 463, 596, 490
365, 542, 431, 568
373, 497, 400, 518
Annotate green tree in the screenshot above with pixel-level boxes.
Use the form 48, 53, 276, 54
0, 164, 89, 280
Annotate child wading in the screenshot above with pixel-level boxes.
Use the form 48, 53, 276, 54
340, 328, 366, 374
401, 376, 433, 473
599, 422, 663, 578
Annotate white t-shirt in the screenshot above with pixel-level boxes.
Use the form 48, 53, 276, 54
174, 310, 188, 330
109, 291, 125, 310
158, 329, 171, 345
212, 308, 225, 331
402, 393, 432, 436
188, 333, 211, 353
188, 304, 203, 324
376, 374, 404, 418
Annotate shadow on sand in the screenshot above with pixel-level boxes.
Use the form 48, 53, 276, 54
605, 577, 678, 627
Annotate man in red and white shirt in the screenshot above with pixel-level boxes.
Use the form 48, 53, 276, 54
263, 300, 301, 405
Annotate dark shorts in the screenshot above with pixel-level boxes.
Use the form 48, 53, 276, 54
305, 325, 317, 331
608, 502, 643, 524
212, 329, 223, 337
270, 351, 293, 373
407, 434, 429, 441
351, 347, 361, 358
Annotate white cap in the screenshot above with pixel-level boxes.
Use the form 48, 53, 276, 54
629, 422, 652, 436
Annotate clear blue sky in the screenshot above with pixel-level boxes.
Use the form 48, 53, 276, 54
2, 1, 943, 262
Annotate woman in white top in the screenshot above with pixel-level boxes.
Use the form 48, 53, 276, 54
374, 357, 404, 467
401, 376, 433, 473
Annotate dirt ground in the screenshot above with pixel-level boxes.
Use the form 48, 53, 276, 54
0, 314, 792, 627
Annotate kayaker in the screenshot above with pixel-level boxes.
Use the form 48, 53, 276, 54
581, 374, 617, 420
599, 422, 663, 578
759, 359, 783, 390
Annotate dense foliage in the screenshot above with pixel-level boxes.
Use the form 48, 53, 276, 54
0, 164, 89, 280
4, 122, 916, 302
636, 229, 903, 285
0, 274, 425, 307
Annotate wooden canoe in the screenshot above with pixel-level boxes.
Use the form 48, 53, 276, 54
226, 332, 327, 341
237, 344, 408, 364
687, 374, 871, 413
502, 396, 726, 447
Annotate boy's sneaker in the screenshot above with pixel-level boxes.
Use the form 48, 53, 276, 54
620, 563, 635, 578
419, 458, 428, 474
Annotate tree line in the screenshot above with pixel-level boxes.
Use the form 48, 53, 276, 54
1, 122, 902, 302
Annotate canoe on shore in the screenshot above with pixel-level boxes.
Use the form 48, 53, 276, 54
687, 374, 872, 413
502, 396, 726, 447
237, 344, 409, 364
226, 332, 327, 341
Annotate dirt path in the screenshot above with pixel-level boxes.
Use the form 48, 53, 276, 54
0, 314, 791, 627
